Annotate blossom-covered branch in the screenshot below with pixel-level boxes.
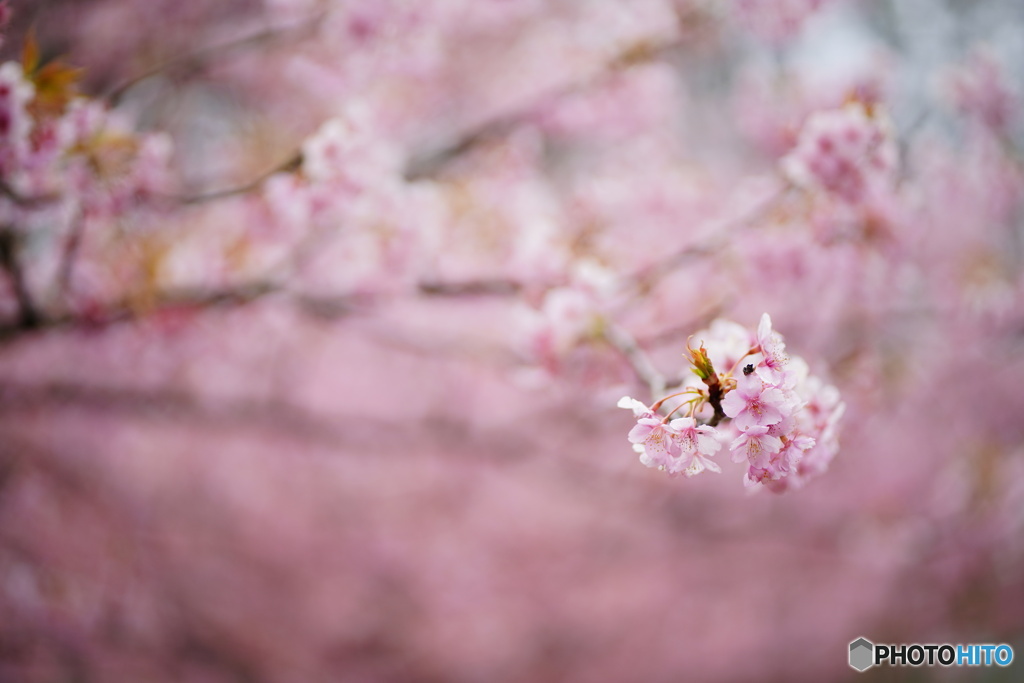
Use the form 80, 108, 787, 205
620, 315, 845, 492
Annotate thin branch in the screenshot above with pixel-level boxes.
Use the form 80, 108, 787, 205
601, 321, 665, 398
623, 185, 792, 299
418, 278, 521, 297
104, 14, 327, 106
102, 16, 324, 205
635, 301, 729, 350
0, 280, 283, 342
166, 29, 688, 204
702, 371, 726, 427
0, 228, 39, 329
173, 151, 303, 205
56, 210, 85, 298
404, 36, 688, 181
0, 378, 356, 448
0, 274, 528, 344
167, 35, 691, 204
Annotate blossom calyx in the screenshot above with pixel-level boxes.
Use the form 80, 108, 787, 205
685, 340, 717, 380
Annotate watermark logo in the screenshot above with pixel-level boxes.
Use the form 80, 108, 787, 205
849, 638, 874, 672
849, 637, 1014, 672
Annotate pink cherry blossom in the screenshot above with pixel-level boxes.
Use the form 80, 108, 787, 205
648, 316, 839, 489
756, 432, 816, 484
754, 312, 789, 386
730, 425, 784, 468
778, 370, 846, 489
781, 102, 896, 204
627, 415, 682, 469
0, 62, 34, 178
620, 401, 723, 477
300, 104, 400, 190
689, 318, 756, 375
669, 417, 723, 476
521, 260, 619, 371
617, 395, 655, 418
945, 49, 1017, 133
721, 372, 790, 432
730, 0, 831, 47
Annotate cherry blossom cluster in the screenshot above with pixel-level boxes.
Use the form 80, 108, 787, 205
618, 395, 723, 477
0, 61, 170, 220
781, 102, 896, 204
730, 0, 831, 47
620, 314, 844, 492
254, 104, 450, 296
0, 49, 173, 321
520, 259, 620, 371
945, 50, 1018, 133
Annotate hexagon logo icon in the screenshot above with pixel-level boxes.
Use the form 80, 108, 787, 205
849, 637, 874, 672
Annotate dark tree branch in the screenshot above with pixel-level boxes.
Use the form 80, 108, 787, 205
160, 30, 689, 204
56, 210, 84, 297
0, 228, 40, 329
0, 280, 285, 342
173, 152, 303, 205
103, 14, 327, 106
404, 36, 688, 181
0, 274, 527, 344
702, 371, 726, 427
0, 378, 353, 447
417, 278, 521, 296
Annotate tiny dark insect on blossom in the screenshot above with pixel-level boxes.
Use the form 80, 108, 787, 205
743, 363, 755, 376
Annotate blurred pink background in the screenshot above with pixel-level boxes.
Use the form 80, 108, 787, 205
1, 1, 1023, 681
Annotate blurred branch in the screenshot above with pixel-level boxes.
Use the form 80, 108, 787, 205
418, 278, 521, 296
404, 36, 688, 181
103, 14, 327, 106
601, 321, 665, 398
0, 280, 287, 342
636, 301, 729, 350
174, 152, 303, 205
998, 133, 1024, 272
172, 32, 690, 204
0, 275, 526, 343
166, 27, 690, 204
598, 186, 791, 396
999, 131, 1024, 174
56, 210, 84, 298
0, 227, 39, 329
105, 15, 322, 205
624, 185, 792, 298
0, 377, 350, 446
0, 282, 266, 339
